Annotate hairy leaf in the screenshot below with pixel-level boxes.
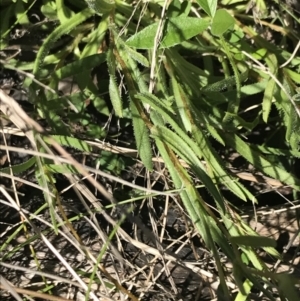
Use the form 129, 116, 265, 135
0, 157, 36, 175
54, 54, 106, 79
130, 100, 153, 171
44, 135, 92, 152
107, 47, 123, 117
126, 16, 209, 49
33, 8, 94, 77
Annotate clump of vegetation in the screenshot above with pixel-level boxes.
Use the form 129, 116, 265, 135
1, 0, 300, 300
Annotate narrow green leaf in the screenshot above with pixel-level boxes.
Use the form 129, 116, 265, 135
139, 93, 227, 211
275, 78, 295, 147
206, 122, 226, 145
241, 80, 268, 95
151, 125, 205, 172
115, 38, 149, 93
150, 124, 225, 212
153, 131, 233, 261
224, 132, 300, 189
211, 9, 235, 36
234, 279, 252, 301
285, 68, 300, 84
81, 15, 109, 57
230, 236, 277, 248
44, 135, 92, 152
165, 48, 208, 96
37, 91, 70, 135
124, 44, 149, 67
46, 164, 79, 174
203, 71, 248, 92
84, 0, 115, 14
185, 184, 212, 248
191, 125, 256, 202
32, 8, 94, 77
107, 48, 123, 117
35, 156, 58, 234
185, 183, 235, 295
171, 77, 192, 132
109, 76, 123, 117
262, 78, 276, 123
0, 157, 36, 175
130, 100, 153, 171
286, 103, 300, 151
54, 54, 106, 79
126, 16, 210, 49
136, 92, 176, 115
262, 54, 278, 123
221, 38, 243, 122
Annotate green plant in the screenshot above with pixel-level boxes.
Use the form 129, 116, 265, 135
1, 0, 300, 300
